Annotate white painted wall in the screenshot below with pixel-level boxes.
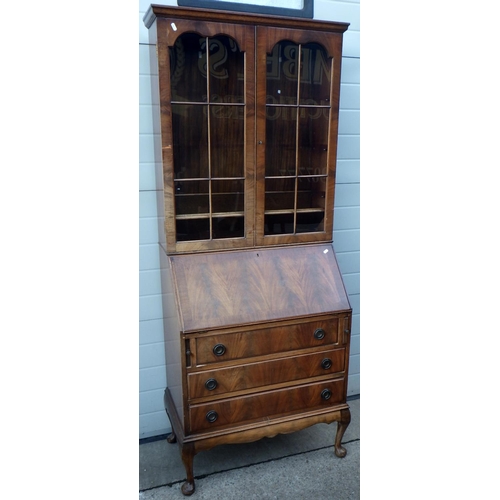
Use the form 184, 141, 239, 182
139, 0, 360, 439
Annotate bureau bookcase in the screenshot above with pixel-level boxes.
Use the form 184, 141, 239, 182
144, 5, 351, 495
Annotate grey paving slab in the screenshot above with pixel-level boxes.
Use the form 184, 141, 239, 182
139, 441, 360, 499
140, 398, 359, 495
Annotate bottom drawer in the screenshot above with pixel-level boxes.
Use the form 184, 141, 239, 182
189, 378, 345, 433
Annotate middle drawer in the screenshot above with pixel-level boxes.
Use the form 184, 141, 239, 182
188, 347, 345, 400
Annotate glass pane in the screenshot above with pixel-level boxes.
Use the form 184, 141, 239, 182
212, 179, 244, 213
213, 216, 244, 239
298, 108, 329, 176
296, 177, 327, 210
299, 43, 332, 103
211, 105, 244, 178
266, 42, 299, 104
170, 33, 208, 102
264, 213, 294, 235
265, 178, 295, 211
172, 104, 208, 179
174, 180, 209, 215
209, 36, 244, 103
265, 107, 297, 177
296, 212, 325, 233
176, 218, 210, 241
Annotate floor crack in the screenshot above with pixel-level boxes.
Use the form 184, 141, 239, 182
139, 439, 360, 492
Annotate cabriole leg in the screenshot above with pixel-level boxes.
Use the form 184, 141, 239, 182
334, 408, 351, 458
180, 443, 196, 496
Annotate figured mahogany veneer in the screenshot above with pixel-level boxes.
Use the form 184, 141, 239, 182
144, 5, 351, 496
190, 378, 345, 432
188, 347, 346, 398
166, 243, 352, 494
170, 245, 350, 332
193, 320, 339, 364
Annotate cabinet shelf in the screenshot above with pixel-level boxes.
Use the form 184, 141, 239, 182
172, 101, 246, 106
266, 103, 330, 109
176, 212, 244, 220
264, 208, 325, 215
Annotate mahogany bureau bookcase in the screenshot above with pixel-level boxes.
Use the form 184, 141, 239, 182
143, 5, 351, 495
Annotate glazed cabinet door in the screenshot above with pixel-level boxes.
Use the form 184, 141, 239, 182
255, 27, 344, 246
156, 18, 255, 253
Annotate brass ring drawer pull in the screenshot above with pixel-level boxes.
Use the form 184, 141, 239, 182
321, 388, 332, 400
321, 358, 332, 370
206, 410, 218, 423
213, 344, 226, 356
205, 378, 218, 391
314, 328, 326, 340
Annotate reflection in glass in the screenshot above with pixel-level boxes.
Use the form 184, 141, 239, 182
263, 40, 332, 237
264, 213, 294, 235
296, 177, 326, 210
265, 178, 295, 211
296, 212, 325, 233
211, 106, 244, 178
170, 33, 208, 103
174, 180, 210, 215
176, 218, 210, 241
170, 34, 246, 244
213, 216, 244, 239
212, 179, 244, 213
266, 41, 299, 104
298, 109, 329, 177
265, 107, 297, 177
172, 105, 208, 179
209, 36, 244, 102
299, 43, 331, 103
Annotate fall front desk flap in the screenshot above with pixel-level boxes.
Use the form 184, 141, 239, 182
169, 243, 351, 333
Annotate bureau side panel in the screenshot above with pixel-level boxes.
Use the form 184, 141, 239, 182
159, 245, 185, 429
341, 312, 352, 398
147, 18, 167, 247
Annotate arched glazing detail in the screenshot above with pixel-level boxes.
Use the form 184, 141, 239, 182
169, 34, 245, 242
264, 41, 333, 236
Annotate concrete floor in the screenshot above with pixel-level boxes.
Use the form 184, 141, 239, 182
139, 397, 359, 499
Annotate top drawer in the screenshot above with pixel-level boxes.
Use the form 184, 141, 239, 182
194, 318, 340, 365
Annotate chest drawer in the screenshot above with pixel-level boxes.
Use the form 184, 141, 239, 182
188, 347, 345, 399
194, 318, 340, 365
189, 378, 345, 433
